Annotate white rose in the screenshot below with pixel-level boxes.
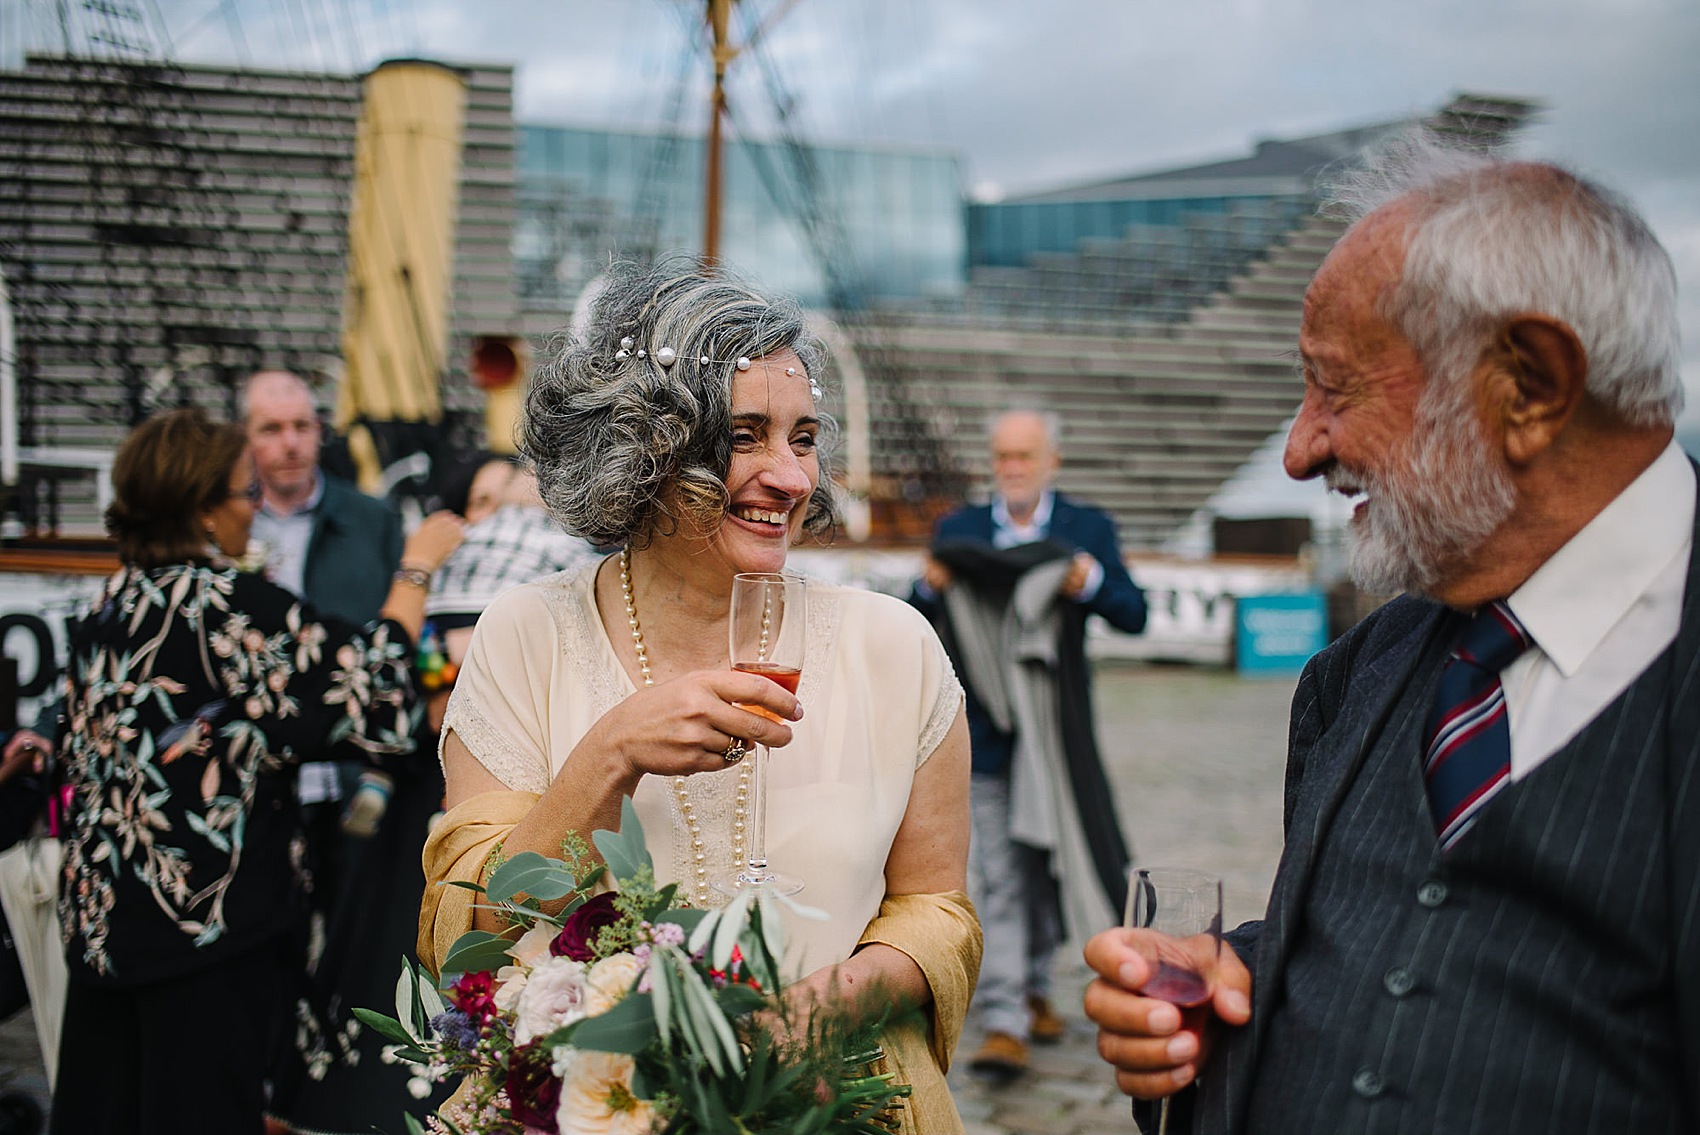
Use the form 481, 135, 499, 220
493, 925, 562, 1012
512, 955, 588, 1046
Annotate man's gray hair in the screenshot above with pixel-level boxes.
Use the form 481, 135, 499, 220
523, 257, 836, 547
989, 408, 1063, 450
1326, 130, 1683, 427
237, 369, 316, 425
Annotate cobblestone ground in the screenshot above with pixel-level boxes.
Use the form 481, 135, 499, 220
949, 662, 1295, 1135
0, 663, 1297, 1133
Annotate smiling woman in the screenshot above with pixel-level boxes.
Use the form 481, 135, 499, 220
422, 259, 981, 1135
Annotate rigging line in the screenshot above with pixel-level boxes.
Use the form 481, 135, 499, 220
139, 0, 173, 55
908, 0, 950, 150
309, 0, 349, 72
171, 0, 226, 51
741, 14, 868, 310
399, 0, 420, 55
331, 0, 366, 69
277, 0, 314, 67
632, 12, 697, 252
223, 0, 250, 67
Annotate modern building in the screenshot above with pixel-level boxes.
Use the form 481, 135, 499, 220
513, 123, 966, 322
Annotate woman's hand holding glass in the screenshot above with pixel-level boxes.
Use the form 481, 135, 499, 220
575, 668, 803, 787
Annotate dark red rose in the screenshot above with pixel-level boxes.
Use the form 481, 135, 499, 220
450, 970, 499, 1024
551, 891, 621, 961
505, 1043, 562, 1133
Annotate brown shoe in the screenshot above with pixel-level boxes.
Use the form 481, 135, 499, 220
1028, 993, 1067, 1044
968, 1030, 1029, 1083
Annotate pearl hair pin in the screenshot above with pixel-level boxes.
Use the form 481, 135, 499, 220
611, 336, 822, 398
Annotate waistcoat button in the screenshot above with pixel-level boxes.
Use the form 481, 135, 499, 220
1417, 879, 1448, 907
1384, 966, 1415, 997
1353, 1068, 1387, 1098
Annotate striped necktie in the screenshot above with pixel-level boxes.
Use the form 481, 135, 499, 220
1423, 601, 1533, 851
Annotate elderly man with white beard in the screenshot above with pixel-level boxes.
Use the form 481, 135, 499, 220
1083, 135, 1699, 1135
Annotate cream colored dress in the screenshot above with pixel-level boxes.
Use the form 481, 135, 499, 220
440, 559, 963, 976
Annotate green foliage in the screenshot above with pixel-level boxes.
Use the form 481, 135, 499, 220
439, 931, 515, 981
366, 795, 911, 1135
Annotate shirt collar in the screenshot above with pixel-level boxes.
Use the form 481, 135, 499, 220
992, 488, 1055, 535
259, 471, 324, 520
1507, 440, 1694, 677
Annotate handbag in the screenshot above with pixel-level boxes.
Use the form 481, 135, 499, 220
0, 835, 66, 1089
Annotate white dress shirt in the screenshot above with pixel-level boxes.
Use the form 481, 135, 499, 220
1503, 440, 1694, 780
249, 473, 324, 600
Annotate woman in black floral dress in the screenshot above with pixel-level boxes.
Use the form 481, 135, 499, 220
49, 408, 461, 1135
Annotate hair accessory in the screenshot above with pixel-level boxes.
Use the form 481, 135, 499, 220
609, 341, 820, 397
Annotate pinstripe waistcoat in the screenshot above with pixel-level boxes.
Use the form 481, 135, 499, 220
1194, 465, 1700, 1135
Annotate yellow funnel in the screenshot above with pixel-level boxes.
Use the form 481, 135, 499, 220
337, 59, 467, 484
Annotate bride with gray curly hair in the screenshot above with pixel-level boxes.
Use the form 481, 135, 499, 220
420, 260, 980, 1134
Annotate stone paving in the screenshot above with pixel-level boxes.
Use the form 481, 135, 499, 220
0, 663, 1297, 1133
946, 662, 1294, 1135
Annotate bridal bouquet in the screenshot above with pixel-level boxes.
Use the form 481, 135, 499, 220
359, 799, 907, 1134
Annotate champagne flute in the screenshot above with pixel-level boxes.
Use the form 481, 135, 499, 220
1125, 867, 1222, 1135
717, 572, 807, 895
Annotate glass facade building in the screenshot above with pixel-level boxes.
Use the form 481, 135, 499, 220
514, 124, 966, 313
967, 194, 1295, 269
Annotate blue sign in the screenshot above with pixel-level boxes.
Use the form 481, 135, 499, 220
1235, 592, 1328, 676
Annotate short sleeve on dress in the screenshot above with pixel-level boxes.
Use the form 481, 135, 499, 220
913, 611, 964, 770
440, 584, 559, 794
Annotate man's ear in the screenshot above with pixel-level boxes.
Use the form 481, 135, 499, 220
1483, 314, 1588, 465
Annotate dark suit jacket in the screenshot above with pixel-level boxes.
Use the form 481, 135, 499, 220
303, 475, 403, 627
911, 493, 1147, 774
1188, 466, 1700, 1135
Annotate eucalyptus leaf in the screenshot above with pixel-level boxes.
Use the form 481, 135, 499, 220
646, 882, 681, 919
592, 796, 653, 885
440, 931, 517, 978
484, 851, 577, 903
656, 906, 707, 938
570, 989, 658, 1054
714, 983, 766, 1017
351, 1007, 416, 1049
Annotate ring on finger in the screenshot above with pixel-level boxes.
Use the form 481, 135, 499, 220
722, 736, 747, 764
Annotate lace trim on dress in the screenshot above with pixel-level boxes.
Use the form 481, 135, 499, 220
916, 640, 964, 770
440, 683, 550, 794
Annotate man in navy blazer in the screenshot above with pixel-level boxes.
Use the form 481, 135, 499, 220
913, 409, 1146, 1080
1084, 139, 1699, 1134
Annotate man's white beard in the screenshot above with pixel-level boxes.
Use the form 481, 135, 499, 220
1338, 385, 1516, 598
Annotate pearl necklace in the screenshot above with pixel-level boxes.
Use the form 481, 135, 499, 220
619, 547, 749, 908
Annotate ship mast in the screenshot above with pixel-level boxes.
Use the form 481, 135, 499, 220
701, 0, 802, 267
702, 0, 733, 267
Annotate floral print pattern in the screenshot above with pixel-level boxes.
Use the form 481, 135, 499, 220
59, 563, 416, 981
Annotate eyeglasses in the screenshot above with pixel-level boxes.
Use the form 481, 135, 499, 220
241, 480, 263, 504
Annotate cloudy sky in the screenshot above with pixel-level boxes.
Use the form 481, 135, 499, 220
11, 0, 1699, 435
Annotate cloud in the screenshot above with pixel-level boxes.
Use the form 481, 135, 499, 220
132, 0, 1700, 413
